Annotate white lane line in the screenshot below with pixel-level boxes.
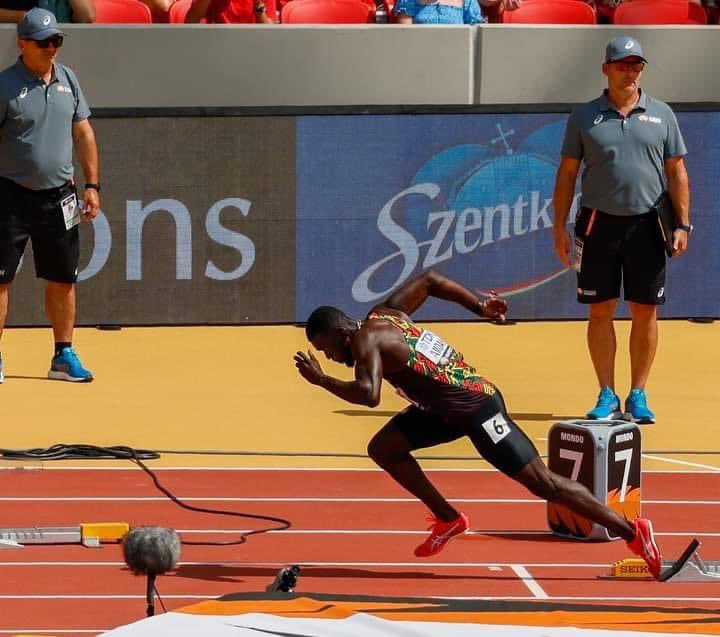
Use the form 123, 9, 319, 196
0, 529, 715, 544
0, 594, 718, 602
0, 467, 496, 472
1, 497, 718, 504
656, 531, 720, 536
435, 595, 720, 602
0, 561, 615, 568
0, 594, 214, 599
1, 466, 718, 473
642, 454, 720, 472
172, 529, 720, 537
0, 496, 540, 503
510, 565, 548, 599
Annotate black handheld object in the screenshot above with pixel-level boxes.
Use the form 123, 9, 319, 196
266, 565, 301, 592
653, 191, 677, 258
146, 573, 157, 617
122, 526, 181, 616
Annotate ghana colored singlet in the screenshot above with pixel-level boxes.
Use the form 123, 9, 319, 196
367, 311, 497, 423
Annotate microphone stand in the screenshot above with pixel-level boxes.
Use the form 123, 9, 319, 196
146, 573, 156, 617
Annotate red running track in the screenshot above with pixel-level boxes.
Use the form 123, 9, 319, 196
1, 468, 719, 636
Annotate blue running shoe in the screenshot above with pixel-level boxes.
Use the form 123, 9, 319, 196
625, 388, 655, 424
48, 347, 93, 383
586, 386, 622, 419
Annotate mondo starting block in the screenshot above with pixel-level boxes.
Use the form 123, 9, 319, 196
602, 539, 720, 582
0, 522, 129, 549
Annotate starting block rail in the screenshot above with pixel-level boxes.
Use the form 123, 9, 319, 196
0, 522, 129, 548
602, 538, 720, 582
659, 539, 720, 582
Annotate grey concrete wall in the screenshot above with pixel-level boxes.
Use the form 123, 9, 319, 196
0, 23, 718, 107
476, 25, 720, 104
0, 24, 476, 107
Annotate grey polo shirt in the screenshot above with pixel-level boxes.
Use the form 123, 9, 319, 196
0, 58, 91, 190
561, 90, 686, 216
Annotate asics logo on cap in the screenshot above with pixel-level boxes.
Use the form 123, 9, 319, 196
625, 40, 634, 49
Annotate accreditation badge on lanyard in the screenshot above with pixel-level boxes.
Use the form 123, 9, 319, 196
60, 192, 81, 230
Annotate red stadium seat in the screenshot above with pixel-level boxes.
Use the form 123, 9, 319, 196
94, 0, 153, 22
168, 0, 191, 21
502, 0, 596, 23
614, 0, 707, 24
169, 0, 208, 21
281, 0, 374, 23
280, 0, 391, 21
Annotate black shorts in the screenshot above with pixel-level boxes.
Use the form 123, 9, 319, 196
574, 207, 666, 305
389, 392, 539, 477
0, 177, 80, 284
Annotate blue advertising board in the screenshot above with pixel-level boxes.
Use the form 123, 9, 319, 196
296, 113, 720, 322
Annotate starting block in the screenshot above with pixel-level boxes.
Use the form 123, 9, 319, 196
0, 522, 129, 549
601, 539, 720, 582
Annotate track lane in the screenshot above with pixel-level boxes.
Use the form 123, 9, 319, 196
2, 469, 720, 636
2, 469, 719, 499
2, 500, 718, 534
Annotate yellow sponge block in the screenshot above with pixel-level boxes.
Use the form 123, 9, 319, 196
80, 522, 130, 542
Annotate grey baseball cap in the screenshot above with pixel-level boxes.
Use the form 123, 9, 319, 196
605, 36, 647, 63
17, 8, 64, 41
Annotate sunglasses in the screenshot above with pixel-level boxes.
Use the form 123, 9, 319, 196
33, 35, 64, 49
610, 61, 645, 73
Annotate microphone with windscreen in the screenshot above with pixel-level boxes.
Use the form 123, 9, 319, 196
122, 526, 181, 617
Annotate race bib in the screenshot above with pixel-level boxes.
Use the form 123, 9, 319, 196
480, 412, 510, 444
60, 193, 80, 230
415, 329, 453, 366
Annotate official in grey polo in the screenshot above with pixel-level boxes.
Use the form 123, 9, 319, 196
551, 35, 691, 425
0, 8, 101, 384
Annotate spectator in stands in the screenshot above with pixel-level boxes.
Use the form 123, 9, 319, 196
393, 0, 478, 23
185, 0, 277, 22
0, 0, 94, 22
140, 0, 171, 22
586, 0, 703, 23
701, 0, 718, 22
480, 0, 520, 21
394, 0, 518, 24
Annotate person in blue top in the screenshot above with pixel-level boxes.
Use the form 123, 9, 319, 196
393, 0, 519, 24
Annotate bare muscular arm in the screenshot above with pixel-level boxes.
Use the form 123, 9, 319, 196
294, 329, 383, 407
374, 269, 506, 320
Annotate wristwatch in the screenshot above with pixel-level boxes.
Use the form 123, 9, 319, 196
677, 223, 693, 234
85, 183, 101, 192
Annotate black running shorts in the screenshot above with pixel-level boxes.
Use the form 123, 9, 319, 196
388, 392, 540, 477
0, 178, 80, 284
574, 207, 666, 305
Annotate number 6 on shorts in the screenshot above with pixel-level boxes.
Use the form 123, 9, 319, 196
481, 413, 510, 444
